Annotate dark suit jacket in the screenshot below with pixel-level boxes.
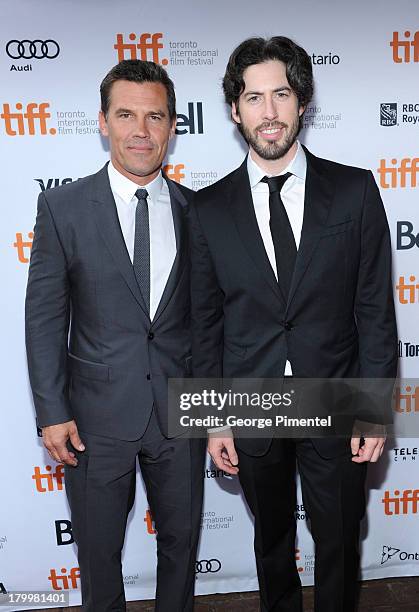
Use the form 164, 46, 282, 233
190, 146, 398, 457
25, 164, 193, 441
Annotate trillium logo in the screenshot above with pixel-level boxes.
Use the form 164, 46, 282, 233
381, 545, 400, 564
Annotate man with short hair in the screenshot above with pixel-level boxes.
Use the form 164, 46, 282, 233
26, 59, 205, 612
190, 37, 397, 611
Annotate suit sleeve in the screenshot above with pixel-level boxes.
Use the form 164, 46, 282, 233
25, 192, 73, 427
354, 170, 398, 422
189, 200, 224, 379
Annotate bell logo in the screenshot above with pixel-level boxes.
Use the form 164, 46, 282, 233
397, 222, 419, 250
13, 232, 33, 263
114, 33, 167, 65
48, 567, 80, 590
1, 103, 56, 136
163, 164, 185, 183
55, 520, 74, 546
394, 385, 419, 413
396, 276, 419, 304
377, 158, 419, 188
176, 102, 204, 135
382, 489, 419, 515
390, 31, 419, 63
32, 465, 65, 492
144, 509, 156, 534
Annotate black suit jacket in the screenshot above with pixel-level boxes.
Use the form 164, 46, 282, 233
190, 147, 398, 457
26, 164, 193, 441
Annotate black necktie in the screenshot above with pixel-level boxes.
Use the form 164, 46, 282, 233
261, 173, 296, 298
133, 188, 150, 314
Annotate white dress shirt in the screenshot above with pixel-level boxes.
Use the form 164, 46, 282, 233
108, 162, 176, 320
247, 141, 307, 374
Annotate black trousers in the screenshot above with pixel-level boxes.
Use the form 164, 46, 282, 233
237, 438, 367, 612
65, 410, 206, 612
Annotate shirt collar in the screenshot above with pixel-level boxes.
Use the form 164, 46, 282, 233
108, 161, 163, 204
247, 140, 307, 188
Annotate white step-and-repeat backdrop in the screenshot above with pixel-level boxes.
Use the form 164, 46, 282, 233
1, 1, 418, 608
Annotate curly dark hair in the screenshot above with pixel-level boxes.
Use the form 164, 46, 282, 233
100, 59, 176, 121
223, 36, 313, 113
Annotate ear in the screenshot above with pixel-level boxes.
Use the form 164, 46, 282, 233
298, 105, 305, 117
98, 111, 109, 137
169, 116, 176, 140
231, 101, 241, 124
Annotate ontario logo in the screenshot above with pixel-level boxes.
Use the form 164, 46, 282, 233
381, 545, 419, 564
380, 103, 397, 126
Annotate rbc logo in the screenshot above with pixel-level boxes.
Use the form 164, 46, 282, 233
380, 103, 397, 126
114, 33, 167, 65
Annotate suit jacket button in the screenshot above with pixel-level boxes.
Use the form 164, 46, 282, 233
284, 321, 293, 331
146, 373, 151, 380
148, 332, 154, 340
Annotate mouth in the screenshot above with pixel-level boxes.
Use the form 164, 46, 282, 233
257, 124, 286, 141
127, 142, 154, 153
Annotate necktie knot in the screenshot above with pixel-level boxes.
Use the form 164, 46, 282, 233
261, 172, 292, 194
135, 188, 148, 202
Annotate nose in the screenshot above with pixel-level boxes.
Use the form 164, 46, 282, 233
263, 96, 278, 121
133, 115, 149, 138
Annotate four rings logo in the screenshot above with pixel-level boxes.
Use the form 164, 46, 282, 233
6, 39, 60, 59
195, 559, 221, 574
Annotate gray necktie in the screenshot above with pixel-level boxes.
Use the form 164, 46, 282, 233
133, 188, 150, 314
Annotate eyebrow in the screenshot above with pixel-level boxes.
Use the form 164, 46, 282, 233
114, 108, 167, 117
244, 86, 292, 96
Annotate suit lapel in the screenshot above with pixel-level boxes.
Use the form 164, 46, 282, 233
89, 164, 149, 317
229, 159, 286, 303
287, 147, 335, 311
152, 175, 188, 324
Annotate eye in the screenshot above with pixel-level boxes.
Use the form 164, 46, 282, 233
119, 112, 132, 119
149, 114, 162, 121
247, 95, 261, 104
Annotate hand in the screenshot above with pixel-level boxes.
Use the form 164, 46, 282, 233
42, 420, 85, 466
208, 431, 239, 475
351, 422, 386, 463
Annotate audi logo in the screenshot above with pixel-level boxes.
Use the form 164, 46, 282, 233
6, 40, 60, 60
195, 559, 221, 574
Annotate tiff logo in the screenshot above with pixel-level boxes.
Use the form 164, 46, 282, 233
1, 103, 56, 135
32, 465, 65, 492
13, 232, 33, 263
144, 509, 156, 534
390, 31, 419, 63
378, 158, 419, 188
394, 385, 419, 413
382, 489, 419, 515
396, 275, 419, 304
48, 567, 80, 590
114, 33, 167, 65
163, 163, 185, 183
